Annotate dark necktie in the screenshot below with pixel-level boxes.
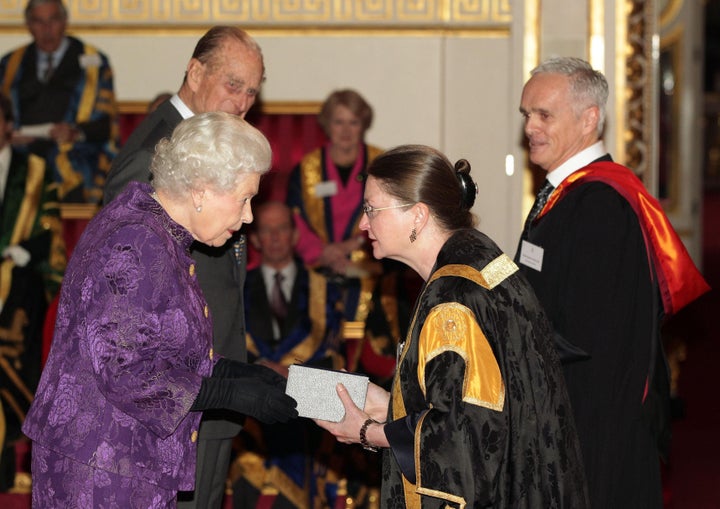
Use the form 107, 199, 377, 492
523, 179, 554, 236
43, 52, 54, 83
270, 271, 288, 329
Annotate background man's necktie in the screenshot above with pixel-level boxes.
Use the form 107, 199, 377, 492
270, 272, 288, 330
522, 179, 554, 236
43, 52, 54, 82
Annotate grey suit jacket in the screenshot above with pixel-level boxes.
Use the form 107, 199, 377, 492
104, 100, 246, 439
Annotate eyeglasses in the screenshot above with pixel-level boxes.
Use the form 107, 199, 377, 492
362, 202, 413, 219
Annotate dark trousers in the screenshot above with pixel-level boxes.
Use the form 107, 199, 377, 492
177, 437, 233, 509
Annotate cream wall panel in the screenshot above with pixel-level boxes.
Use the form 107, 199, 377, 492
256, 35, 444, 150
0, 35, 34, 55
0, 29, 520, 252
541, 0, 589, 58
0, 32, 444, 149
83, 34, 201, 97
442, 36, 520, 252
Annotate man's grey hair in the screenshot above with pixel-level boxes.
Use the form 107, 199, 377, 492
185, 25, 266, 85
532, 56, 609, 135
25, 0, 68, 20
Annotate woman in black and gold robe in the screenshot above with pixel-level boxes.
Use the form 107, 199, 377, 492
316, 145, 588, 508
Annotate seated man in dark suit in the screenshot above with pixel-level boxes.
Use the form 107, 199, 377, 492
234, 201, 344, 509
245, 201, 344, 372
0, 0, 118, 203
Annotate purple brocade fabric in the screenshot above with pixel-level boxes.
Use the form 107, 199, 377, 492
23, 181, 215, 503
31, 443, 177, 508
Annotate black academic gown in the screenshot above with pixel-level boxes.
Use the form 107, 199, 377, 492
382, 229, 588, 508
517, 173, 664, 508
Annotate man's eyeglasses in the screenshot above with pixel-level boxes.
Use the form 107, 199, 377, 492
362, 202, 413, 219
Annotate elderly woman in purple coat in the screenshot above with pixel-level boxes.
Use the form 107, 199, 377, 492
22, 112, 298, 508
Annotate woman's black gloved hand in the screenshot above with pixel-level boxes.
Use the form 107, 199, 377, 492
212, 358, 287, 389
190, 377, 298, 424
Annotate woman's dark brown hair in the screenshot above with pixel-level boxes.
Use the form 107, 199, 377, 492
367, 144, 477, 231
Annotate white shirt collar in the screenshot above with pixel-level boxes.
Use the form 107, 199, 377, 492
170, 94, 194, 119
39, 37, 69, 64
260, 262, 296, 300
55, 37, 69, 59
37, 37, 69, 80
0, 145, 11, 203
546, 141, 607, 187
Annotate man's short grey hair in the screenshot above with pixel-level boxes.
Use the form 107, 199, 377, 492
185, 26, 266, 85
151, 111, 272, 198
25, 0, 67, 20
531, 56, 609, 135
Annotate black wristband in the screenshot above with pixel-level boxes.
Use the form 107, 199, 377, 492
360, 418, 380, 452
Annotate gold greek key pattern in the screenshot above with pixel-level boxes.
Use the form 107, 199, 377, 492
0, 0, 511, 27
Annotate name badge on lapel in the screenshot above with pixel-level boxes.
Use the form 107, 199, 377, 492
79, 53, 102, 68
518, 240, 544, 272
314, 180, 338, 198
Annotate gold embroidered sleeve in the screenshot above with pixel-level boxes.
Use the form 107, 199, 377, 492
417, 302, 505, 412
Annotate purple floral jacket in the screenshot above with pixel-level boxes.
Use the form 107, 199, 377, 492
22, 181, 215, 491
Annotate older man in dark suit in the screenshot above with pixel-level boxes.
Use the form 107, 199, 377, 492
103, 26, 265, 509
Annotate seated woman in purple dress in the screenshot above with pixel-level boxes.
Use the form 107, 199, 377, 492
22, 112, 298, 508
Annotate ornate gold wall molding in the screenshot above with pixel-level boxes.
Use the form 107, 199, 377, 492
620, 0, 656, 182
0, 0, 511, 29
589, 0, 605, 71
522, 0, 539, 76
659, 0, 683, 27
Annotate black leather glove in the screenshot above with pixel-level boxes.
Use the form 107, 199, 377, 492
212, 358, 287, 389
190, 377, 297, 424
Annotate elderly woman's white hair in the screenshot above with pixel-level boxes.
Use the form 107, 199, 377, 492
151, 111, 272, 198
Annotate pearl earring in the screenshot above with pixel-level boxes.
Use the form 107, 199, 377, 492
196, 206, 202, 213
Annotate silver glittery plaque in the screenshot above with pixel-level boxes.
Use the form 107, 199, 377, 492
286, 365, 369, 422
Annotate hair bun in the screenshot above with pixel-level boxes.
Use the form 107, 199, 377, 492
455, 159, 477, 209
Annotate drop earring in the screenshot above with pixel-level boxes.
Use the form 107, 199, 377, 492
409, 227, 417, 243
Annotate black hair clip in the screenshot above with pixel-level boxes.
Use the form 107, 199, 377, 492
457, 172, 477, 209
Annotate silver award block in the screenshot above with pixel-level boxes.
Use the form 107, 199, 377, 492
286, 365, 369, 422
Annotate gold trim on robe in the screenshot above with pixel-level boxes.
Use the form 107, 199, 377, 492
391, 254, 516, 508
298, 149, 327, 243
10, 155, 45, 245
1, 48, 24, 96
417, 302, 505, 412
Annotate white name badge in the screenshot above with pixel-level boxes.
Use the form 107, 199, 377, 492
518, 240, 544, 272
79, 53, 102, 68
314, 180, 338, 198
